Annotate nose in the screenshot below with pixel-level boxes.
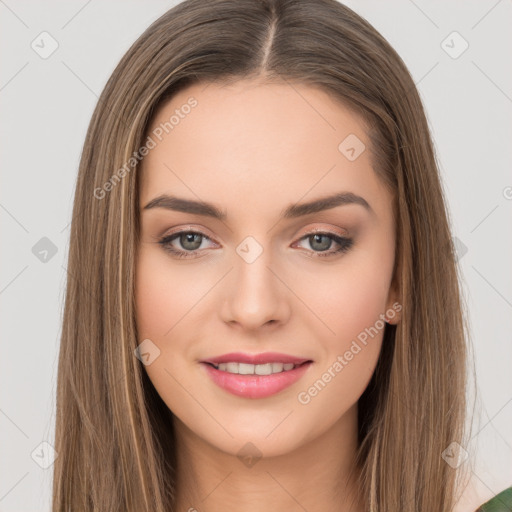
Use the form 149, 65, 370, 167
220, 248, 291, 331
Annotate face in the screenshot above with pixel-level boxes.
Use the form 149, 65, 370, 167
135, 78, 400, 458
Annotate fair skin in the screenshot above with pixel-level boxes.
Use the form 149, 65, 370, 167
135, 78, 401, 512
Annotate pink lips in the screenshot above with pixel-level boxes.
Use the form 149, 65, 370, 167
200, 352, 313, 399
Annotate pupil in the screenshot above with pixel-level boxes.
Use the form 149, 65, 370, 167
311, 234, 330, 251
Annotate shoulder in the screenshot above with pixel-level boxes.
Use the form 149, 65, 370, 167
473, 486, 512, 511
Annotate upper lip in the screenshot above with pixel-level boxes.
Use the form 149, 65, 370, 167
201, 352, 312, 365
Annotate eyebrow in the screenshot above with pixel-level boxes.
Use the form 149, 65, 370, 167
142, 191, 374, 220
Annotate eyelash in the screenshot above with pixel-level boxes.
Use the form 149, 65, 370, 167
157, 229, 353, 260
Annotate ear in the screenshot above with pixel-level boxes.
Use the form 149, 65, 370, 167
384, 276, 402, 325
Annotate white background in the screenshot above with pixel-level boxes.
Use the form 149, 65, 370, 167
1, 1, 511, 510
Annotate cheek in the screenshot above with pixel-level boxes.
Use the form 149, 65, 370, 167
135, 250, 195, 412
291, 252, 390, 404
134, 250, 198, 407
135, 260, 171, 340
301, 261, 390, 347
135, 248, 215, 382
136, 267, 171, 339
294, 267, 387, 425
135, 248, 205, 340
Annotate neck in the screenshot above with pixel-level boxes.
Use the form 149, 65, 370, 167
173, 403, 365, 512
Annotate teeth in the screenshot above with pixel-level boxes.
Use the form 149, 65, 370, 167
214, 362, 301, 375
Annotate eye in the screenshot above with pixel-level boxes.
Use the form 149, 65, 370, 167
158, 230, 215, 259
293, 231, 353, 258
157, 229, 353, 260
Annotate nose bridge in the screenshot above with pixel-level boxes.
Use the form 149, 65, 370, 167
223, 235, 288, 328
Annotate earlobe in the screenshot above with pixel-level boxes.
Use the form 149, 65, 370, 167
384, 302, 401, 325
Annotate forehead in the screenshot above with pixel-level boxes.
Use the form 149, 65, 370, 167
139, 79, 390, 221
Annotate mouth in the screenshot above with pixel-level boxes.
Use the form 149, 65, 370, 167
200, 359, 314, 399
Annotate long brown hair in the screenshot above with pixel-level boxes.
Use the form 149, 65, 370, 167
52, 0, 472, 510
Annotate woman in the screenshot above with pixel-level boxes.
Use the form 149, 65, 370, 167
52, 0, 510, 510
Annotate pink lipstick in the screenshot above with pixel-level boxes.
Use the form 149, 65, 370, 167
200, 352, 313, 399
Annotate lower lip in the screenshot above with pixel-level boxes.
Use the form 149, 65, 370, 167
201, 362, 313, 399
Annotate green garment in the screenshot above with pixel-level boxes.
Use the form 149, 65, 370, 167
475, 486, 512, 511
